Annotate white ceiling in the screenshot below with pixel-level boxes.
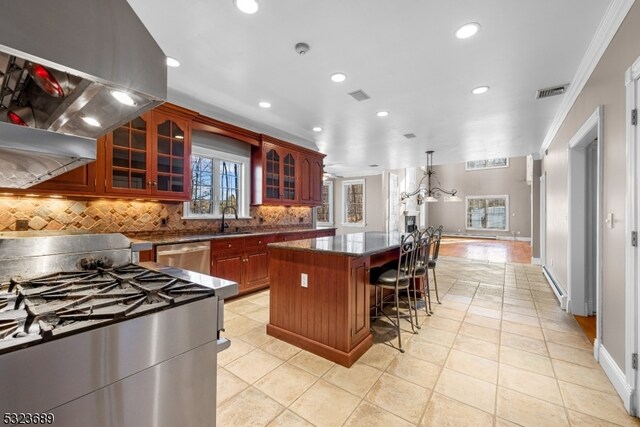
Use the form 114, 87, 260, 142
128, 0, 612, 176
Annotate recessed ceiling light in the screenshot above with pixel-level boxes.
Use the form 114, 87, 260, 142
82, 116, 101, 127
259, 101, 271, 108
312, 127, 323, 132
456, 23, 480, 39
111, 90, 136, 106
471, 86, 489, 95
235, 0, 259, 14
376, 111, 389, 117
166, 57, 180, 67
330, 73, 347, 83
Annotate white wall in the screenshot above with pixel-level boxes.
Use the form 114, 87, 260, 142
542, 1, 640, 371
427, 157, 532, 238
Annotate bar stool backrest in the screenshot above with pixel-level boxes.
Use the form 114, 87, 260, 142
397, 232, 418, 283
416, 228, 433, 268
431, 225, 443, 261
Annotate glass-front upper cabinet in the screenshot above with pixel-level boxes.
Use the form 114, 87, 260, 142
104, 110, 191, 200
153, 112, 189, 198
261, 142, 297, 204
105, 114, 151, 195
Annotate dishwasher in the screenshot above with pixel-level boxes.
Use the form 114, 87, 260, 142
156, 241, 211, 275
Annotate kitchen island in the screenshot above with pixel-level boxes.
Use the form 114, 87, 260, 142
267, 232, 401, 367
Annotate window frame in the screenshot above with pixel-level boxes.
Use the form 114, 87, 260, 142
342, 179, 366, 227
183, 146, 250, 219
316, 180, 334, 226
465, 158, 510, 171
465, 195, 510, 231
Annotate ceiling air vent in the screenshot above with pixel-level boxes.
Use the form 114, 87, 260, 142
403, 133, 416, 139
348, 90, 370, 102
536, 84, 569, 99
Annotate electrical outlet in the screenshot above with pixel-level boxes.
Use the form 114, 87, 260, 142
15, 220, 28, 231
160, 217, 168, 226
301, 273, 308, 288
299, 217, 304, 223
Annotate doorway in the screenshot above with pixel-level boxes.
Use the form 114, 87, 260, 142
626, 55, 640, 415
567, 107, 603, 342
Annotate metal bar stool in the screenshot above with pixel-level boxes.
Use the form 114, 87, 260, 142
428, 225, 444, 304
370, 231, 419, 352
411, 227, 434, 323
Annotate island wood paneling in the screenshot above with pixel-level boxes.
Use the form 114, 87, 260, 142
267, 247, 373, 366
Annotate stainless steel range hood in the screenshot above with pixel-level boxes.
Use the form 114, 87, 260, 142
0, 0, 168, 188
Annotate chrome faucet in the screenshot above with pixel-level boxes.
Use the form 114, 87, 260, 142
220, 205, 238, 233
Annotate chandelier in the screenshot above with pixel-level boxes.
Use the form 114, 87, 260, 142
400, 151, 462, 204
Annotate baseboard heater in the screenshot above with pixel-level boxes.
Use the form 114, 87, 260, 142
542, 265, 567, 310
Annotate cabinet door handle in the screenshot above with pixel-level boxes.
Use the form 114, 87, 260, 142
147, 181, 152, 187
258, 240, 262, 244
228, 244, 232, 248
152, 181, 157, 187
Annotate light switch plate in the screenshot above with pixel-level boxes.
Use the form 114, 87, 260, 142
301, 273, 308, 288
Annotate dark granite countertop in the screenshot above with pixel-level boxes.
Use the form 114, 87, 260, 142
128, 227, 336, 246
268, 231, 403, 257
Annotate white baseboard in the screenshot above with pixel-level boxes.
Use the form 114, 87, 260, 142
597, 340, 633, 414
531, 257, 541, 265
496, 236, 532, 242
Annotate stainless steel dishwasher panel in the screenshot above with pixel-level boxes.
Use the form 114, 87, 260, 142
156, 242, 211, 275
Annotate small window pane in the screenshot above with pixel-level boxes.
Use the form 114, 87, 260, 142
157, 155, 170, 173
131, 130, 146, 150
466, 158, 508, 170
157, 137, 171, 155
157, 174, 170, 191
157, 120, 171, 137
466, 197, 507, 230
316, 182, 332, 224
113, 128, 129, 147
113, 148, 129, 168
343, 181, 364, 224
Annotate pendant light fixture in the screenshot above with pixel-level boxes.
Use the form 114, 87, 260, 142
401, 151, 462, 204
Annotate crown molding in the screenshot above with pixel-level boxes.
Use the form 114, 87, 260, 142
539, 0, 635, 156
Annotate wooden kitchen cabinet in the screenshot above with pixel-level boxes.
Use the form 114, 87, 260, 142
261, 141, 297, 204
252, 135, 325, 207
104, 108, 192, 200
30, 161, 98, 194
298, 152, 324, 205
211, 229, 335, 296
349, 257, 370, 346
210, 236, 269, 293
2, 103, 197, 201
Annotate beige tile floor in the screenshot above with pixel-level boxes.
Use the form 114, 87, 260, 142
217, 257, 640, 427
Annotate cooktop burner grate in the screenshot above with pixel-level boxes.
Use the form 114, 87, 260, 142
0, 263, 216, 354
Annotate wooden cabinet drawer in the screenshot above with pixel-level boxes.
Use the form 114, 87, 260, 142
211, 237, 245, 252
245, 234, 276, 248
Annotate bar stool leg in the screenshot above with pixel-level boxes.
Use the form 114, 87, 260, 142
433, 269, 441, 304
425, 271, 433, 314
412, 277, 421, 328
395, 288, 404, 352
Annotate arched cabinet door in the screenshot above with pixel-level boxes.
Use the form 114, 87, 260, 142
151, 112, 191, 199
264, 146, 281, 202
282, 152, 297, 202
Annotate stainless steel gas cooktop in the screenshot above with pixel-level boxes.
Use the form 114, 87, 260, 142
0, 263, 216, 354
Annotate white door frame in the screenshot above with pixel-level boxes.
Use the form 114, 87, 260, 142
626, 55, 640, 415
540, 172, 547, 265
567, 106, 604, 321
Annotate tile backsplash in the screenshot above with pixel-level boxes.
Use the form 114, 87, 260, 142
0, 196, 312, 234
